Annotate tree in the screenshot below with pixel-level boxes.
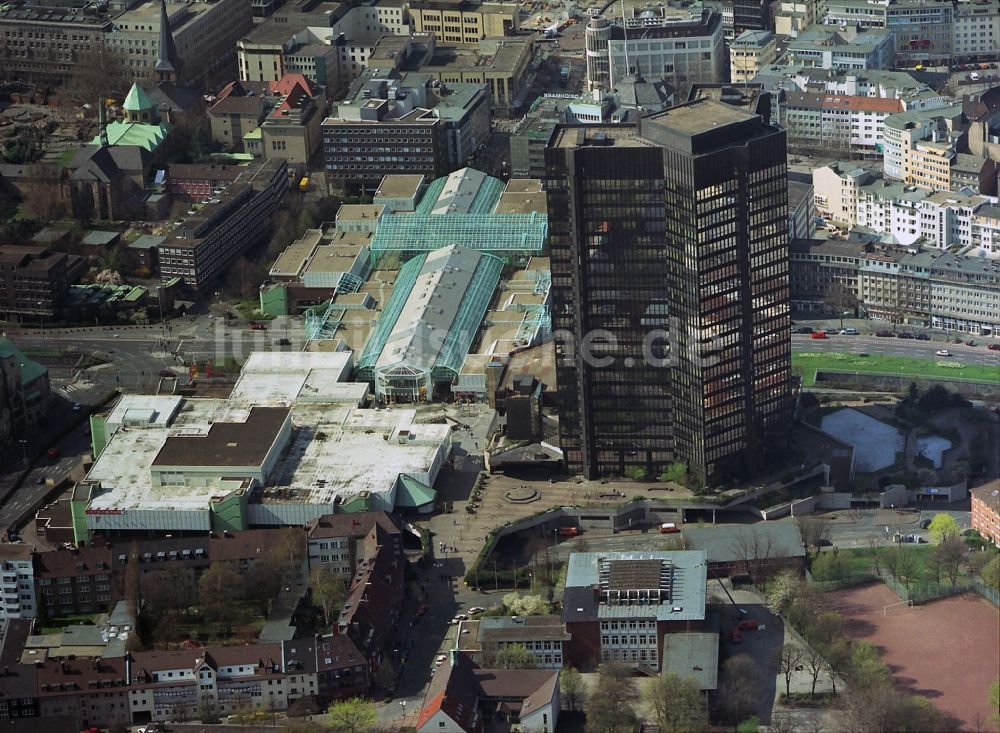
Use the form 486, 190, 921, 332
197, 699, 220, 724
894, 547, 918, 590
643, 671, 707, 733
811, 548, 848, 582
230, 256, 265, 301
197, 561, 244, 635
772, 644, 804, 698
325, 697, 377, 733
310, 566, 347, 624
822, 637, 851, 695
501, 592, 548, 616
848, 641, 890, 689
932, 534, 966, 589
659, 461, 688, 483
867, 537, 884, 576
718, 654, 758, 724
584, 663, 639, 733
823, 281, 858, 317
796, 516, 831, 551
124, 542, 142, 621
981, 556, 1000, 592
283, 721, 325, 733
246, 553, 288, 616
989, 677, 1000, 727
492, 644, 538, 670
882, 546, 902, 579
730, 528, 775, 587
927, 513, 960, 543
802, 647, 827, 697
560, 666, 586, 713
376, 658, 397, 691
70, 40, 133, 105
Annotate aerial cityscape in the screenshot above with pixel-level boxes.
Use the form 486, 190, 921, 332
0, 0, 998, 730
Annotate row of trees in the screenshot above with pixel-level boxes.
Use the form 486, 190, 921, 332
765, 569, 958, 733
124, 528, 307, 646
558, 663, 708, 733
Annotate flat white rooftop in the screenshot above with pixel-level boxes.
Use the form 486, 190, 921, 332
230, 350, 355, 403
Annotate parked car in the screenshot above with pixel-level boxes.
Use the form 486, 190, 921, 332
46, 447, 60, 459
729, 626, 743, 643
738, 619, 759, 630
558, 526, 580, 537
965, 340, 976, 346
275, 338, 292, 346
915, 333, 930, 341
876, 330, 896, 337
817, 538, 833, 546
250, 322, 267, 331
935, 349, 951, 357
916, 536, 928, 544
897, 332, 915, 339
824, 328, 838, 334
72, 403, 82, 412
811, 331, 827, 340
989, 344, 1000, 351
468, 607, 485, 614
919, 519, 932, 529
840, 328, 859, 335
158, 368, 175, 378
659, 522, 680, 534
796, 326, 814, 334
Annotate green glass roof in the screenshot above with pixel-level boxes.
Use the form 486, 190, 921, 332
0, 338, 48, 386
396, 474, 437, 509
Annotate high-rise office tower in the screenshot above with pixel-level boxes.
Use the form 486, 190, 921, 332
546, 95, 793, 487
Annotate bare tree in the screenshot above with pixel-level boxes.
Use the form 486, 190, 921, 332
309, 566, 346, 624
560, 666, 586, 713
70, 40, 134, 105
802, 647, 827, 697
895, 548, 918, 590
823, 281, 859, 318
796, 516, 831, 552
866, 537, 884, 576
773, 644, 805, 698
719, 654, 758, 724
933, 534, 966, 589
730, 528, 775, 587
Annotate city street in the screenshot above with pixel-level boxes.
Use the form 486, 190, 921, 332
790, 331, 1000, 367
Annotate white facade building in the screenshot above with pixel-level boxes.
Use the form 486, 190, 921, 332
0, 546, 36, 619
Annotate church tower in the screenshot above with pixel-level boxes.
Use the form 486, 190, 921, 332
154, 0, 180, 84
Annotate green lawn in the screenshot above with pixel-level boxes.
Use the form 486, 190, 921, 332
792, 352, 999, 386
37, 613, 101, 635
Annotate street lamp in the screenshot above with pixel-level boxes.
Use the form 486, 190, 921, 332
18, 439, 27, 468
840, 310, 851, 330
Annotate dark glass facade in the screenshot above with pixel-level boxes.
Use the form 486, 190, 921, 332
545, 98, 793, 487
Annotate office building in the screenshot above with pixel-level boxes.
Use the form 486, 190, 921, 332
953, 0, 1000, 62
731, 0, 771, 34
730, 30, 778, 84
0, 546, 37, 620
0, 338, 51, 462
546, 96, 793, 485
321, 72, 490, 191
0, 6, 112, 84
561, 551, 712, 679
785, 25, 895, 70
157, 158, 288, 293
773, 0, 824, 37
0, 247, 83, 323
584, 3, 725, 92
408, 0, 519, 43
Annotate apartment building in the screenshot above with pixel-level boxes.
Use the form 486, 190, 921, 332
730, 30, 778, 84
305, 511, 403, 576
0, 247, 83, 322
408, 0, 519, 43
882, 105, 965, 181
812, 160, 881, 226
782, 91, 904, 155
885, 0, 953, 64
971, 481, 1000, 546
158, 158, 288, 293
36, 658, 131, 731
253, 74, 326, 165
0, 547, 37, 621
953, 0, 1000, 61
584, 3, 726, 92
790, 234, 1000, 335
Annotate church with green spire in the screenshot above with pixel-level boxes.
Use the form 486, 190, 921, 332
89, 82, 172, 153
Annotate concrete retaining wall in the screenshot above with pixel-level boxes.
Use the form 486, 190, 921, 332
814, 371, 1000, 400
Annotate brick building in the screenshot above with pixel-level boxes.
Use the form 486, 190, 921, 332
971, 480, 1000, 547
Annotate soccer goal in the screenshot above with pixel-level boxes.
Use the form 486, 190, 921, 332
883, 599, 914, 616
